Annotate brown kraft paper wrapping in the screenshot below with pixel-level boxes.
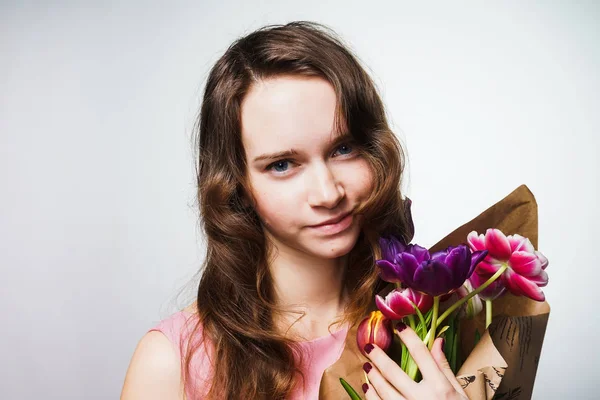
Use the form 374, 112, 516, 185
319, 184, 551, 400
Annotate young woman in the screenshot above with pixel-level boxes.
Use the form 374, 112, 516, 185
121, 21, 468, 400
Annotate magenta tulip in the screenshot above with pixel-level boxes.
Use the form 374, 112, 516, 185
467, 229, 549, 301
469, 269, 506, 301
375, 287, 433, 320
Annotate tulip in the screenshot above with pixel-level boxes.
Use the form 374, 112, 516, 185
356, 311, 393, 356
376, 242, 429, 285
403, 197, 415, 242
455, 279, 484, 319
467, 229, 548, 302
378, 235, 408, 275
376, 243, 488, 297
375, 287, 433, 320
376, 243, 488, 350
469, 269, 506, 301
377, 196, 414, 261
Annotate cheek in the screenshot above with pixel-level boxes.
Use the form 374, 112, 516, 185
340, 159, 375, 197
250, 179, 302, 228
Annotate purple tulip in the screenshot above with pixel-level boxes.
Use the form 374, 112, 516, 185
376, 243, 488, 297
377, 236, 407, 283
403, 197, 415, 242
376, 198, 414, 271
377, 242, 425, 283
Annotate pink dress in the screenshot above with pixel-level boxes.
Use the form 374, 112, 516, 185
149, 310, 349, 399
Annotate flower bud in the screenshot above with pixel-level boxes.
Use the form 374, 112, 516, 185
356, 311, 393, 356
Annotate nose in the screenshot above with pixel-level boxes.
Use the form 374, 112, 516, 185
306, 163, 345, 209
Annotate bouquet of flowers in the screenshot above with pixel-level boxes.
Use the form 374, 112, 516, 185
319, 185, 551, 400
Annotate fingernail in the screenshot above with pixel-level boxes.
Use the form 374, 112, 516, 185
441, 338, 446, 349
364, 343, 374, 354
363, 362, 372, 373
396, 321, 407, 333
362, 383, 369, 393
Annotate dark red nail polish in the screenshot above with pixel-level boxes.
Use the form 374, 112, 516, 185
441, 338, 446, 349
396, 321, 407, 332
363, 362, 372, 373
362, 383, 369, 393
364, 343, 374, 354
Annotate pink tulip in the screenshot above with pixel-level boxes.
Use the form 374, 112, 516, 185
375, 287, 433, 320
469, 269, 506, 301
456, 279, 484, 318
467, 229, 548, 301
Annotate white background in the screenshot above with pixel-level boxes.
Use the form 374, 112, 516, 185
1, 1, 598, 399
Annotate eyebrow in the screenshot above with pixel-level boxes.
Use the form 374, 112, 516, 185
252, 133, 354, 163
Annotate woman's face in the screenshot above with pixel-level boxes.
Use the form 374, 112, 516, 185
240, 75, 374, 260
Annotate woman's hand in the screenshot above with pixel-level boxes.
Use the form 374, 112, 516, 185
362, 322, 468, 400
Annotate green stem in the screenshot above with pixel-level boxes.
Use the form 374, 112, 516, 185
453, 320, 460, 372
407, 314, 416, 331
407, 358, 419, 380
485, 299, 493, 329
402, 315, 420, 381
436, 263, 508, 327
408, 299, 427, 337
427, 296, 440, 350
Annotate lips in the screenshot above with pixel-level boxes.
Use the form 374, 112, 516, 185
310, 211, 352, 228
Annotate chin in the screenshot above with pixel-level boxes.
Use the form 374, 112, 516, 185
316, 248, 354, 259
306, 230, 361, 259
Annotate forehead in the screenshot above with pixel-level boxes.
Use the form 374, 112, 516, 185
240, 75, 342, 157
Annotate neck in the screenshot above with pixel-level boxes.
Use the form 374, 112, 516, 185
268, 243, 349, 340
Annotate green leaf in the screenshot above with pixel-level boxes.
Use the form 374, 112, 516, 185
409, 300, 428, 337
414, 316, 426, 339
445, 315, 460, 373
454, 320, 464, 373
339, 378, 362, 400
444, 316, 455, 364
451, 324, 459, 373
401, 341, 409, 370
436, 325, 450, 337
424, 307, 434, 325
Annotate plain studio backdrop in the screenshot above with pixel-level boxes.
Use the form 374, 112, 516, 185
1, 1, 598, 399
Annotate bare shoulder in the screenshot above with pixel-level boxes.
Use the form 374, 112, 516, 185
120, 331, 185, 400
183, 301, 197, 314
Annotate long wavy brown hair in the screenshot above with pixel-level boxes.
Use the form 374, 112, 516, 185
184, 21, 412, 399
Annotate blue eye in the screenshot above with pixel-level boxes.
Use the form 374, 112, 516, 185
264, 143, 355, 175
267, 160, 291, 173
333, 143, 354, 157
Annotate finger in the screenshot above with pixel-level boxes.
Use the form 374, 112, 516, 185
394, 322, 448, 384
431, 337, 468, 396
363, 343, 417, 395
362, 381, 382, 400
363, 362, 406, 400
